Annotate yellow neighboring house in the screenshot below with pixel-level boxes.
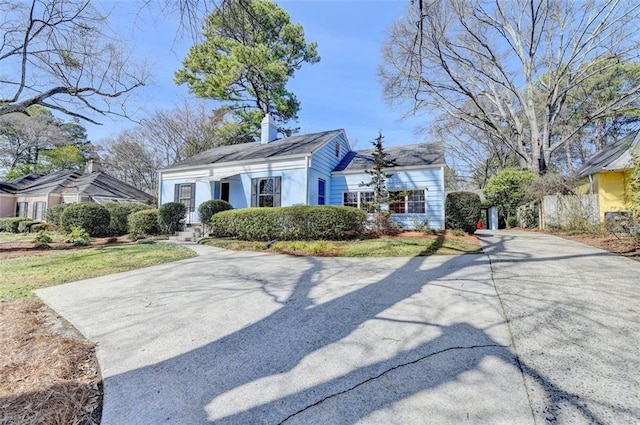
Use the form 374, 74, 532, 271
576, 131, 640, 222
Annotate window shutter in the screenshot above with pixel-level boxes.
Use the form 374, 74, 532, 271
251, 178, 258, 207
174, 184, 180, 203
189, 183, 196, 211
273, 177, 281, 207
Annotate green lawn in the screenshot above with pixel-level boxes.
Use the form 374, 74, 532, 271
0, 243, 196, 302
202, 233, 481, 257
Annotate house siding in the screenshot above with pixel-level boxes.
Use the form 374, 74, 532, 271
331, 167, 445, 229
159, 158, 308, 220
160, 179, 211, 223
595, 171, 629, 220
0, 194, 16, 217
308, 133, 350, 205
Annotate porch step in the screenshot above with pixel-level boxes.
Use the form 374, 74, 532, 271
169, 226, 203, 242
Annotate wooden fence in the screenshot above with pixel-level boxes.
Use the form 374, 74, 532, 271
539, 194, 599, 229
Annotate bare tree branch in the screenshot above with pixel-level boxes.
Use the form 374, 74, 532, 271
380, 0, 640, 173
0, 0, 148, 124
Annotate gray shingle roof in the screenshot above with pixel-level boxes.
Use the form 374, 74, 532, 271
1, 170, 154, 202
60, 172, 155, 202
334, 142, 445, 172
576, 131, 640, 179
164, 129, 344, 170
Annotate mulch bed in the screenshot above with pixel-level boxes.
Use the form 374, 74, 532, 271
0, 300, 102, 424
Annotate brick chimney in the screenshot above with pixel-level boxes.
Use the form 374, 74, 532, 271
85, 159, 100, 173
261, 113, 277, 144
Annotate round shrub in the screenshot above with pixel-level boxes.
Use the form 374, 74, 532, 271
61, 203, 110, 236
104, 201, 151, 236
63, 225, 91, 246
158, 202, 187, 234
198, 200, 233, 227
210, 205, 367, 241
128, 209, 160, 237
45, 203, 71, 227
445, 192, 482, 235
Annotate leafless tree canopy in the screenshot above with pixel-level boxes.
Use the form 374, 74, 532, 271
100, 101, 231, 194
381, 0, 640, 173
0, 0, 147, 124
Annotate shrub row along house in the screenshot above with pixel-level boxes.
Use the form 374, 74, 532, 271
159, 115, 445, 229
0, 161, 154, 220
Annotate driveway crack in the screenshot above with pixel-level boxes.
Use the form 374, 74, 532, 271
277, 343, 504, 424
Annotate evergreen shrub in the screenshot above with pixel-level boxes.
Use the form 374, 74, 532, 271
0, 217, 29, 233
128, 209, 160, 237
60, 203, 110, 236
158, 202, 187, 234
17, 220, 41, 233
198, 200, 233, 228
210, 206, 367, 241
445, 192, 482, 235
45, 203, 71, 227
104, 202, 151, 236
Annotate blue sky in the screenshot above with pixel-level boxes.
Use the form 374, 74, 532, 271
89, 0, 428, 150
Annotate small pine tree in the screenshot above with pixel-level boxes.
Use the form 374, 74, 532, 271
360, 132, 397, 234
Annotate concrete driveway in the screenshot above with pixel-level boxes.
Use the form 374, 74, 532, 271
35, 231, 640, 424
478, 230, 640, 424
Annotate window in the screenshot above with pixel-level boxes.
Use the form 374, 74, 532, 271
343, 192, 358, 208
17, 202, 28, 218
389, 190, 426, 214
221, 182, 230, 202
174, 183, 196, 212
33, 201, 46, 220
335, 140, 341, 158
342, 191, 374, 211
318, 179, 326, 205
251, 177, 281, 207
359, 191, 375, 212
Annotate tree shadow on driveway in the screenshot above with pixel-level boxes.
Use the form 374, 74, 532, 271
39, 235, 618, 424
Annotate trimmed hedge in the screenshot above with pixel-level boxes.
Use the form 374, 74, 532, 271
128, 209, 160, 237
31, 222, 55, 232
17, 220, 41, 233
210, 206, 368, 241
104, 202, 151, 236
198, 200, 233, 227
0, 217, 29, 233
158, 202, 187, 234
45, 203, 71, 227
61, 203, 111, 236
445, 192, 482, 235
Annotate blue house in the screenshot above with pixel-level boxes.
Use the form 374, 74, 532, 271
158, 115, 445, 229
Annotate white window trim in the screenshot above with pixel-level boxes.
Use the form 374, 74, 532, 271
342, 190, 374, 210
388, 188, 427, 214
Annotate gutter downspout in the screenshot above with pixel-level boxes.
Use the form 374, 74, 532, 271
305, 156, 310, 205
588, 174, 594, 195
158, 171, 163, 207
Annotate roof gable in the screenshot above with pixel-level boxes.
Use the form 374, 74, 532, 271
334, 142, 445, 172
576, 131, 640, 178
164, 129, 344, 170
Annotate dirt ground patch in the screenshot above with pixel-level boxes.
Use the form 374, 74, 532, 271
0, 299, 101, 424
0, 235, 132, 260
